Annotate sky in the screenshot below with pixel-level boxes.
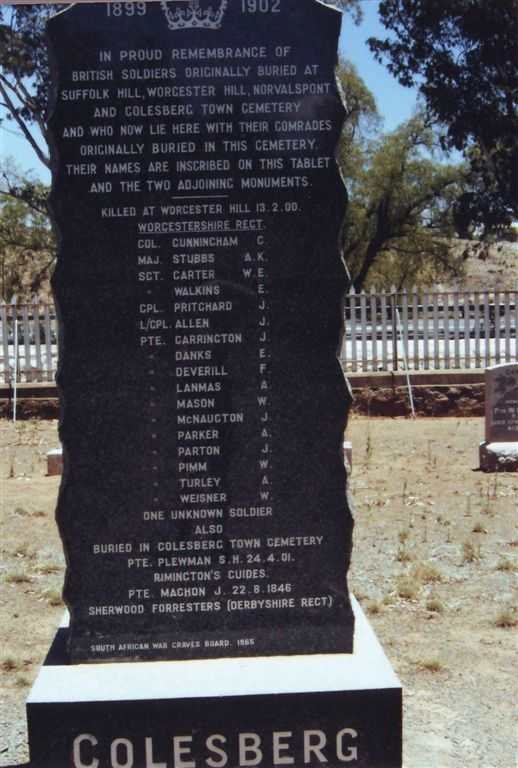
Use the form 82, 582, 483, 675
0, 0, 419, 185
339, 1, 418, 131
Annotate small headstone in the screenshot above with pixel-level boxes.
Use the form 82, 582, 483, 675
480, 363, 518, 471
343, 440, 353, 472
47, 448, 63, 477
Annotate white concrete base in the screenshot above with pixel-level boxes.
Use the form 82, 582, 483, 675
28, 596, 398, 704
479, 440, 518, 472
26, 596, 402, 768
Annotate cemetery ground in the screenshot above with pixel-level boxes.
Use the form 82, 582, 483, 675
0, 417, 517, 768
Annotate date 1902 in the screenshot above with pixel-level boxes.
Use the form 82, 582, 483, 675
242, 0, 281, 11
105, 1, 281, 18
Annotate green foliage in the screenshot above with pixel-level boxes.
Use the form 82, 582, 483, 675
339, 84, 466, 291
327, 0, 363, 24
369, 0, 518, 233
0, 163, 54, 302
0, 4, 66, 169
337, 60, 381, 182
0, 7, 64, 299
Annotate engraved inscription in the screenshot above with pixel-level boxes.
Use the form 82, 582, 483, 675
49, 0, 354, 662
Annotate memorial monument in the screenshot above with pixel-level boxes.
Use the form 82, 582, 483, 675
480, 363, 518, 471
25, 2, 402, 766
48, 0, 356, 663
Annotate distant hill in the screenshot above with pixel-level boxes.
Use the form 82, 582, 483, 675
442, 240, 518, 292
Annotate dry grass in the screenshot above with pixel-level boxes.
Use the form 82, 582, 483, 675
397, 546, 414, 563
366, 600, 383, 615
472, 521, 487, 534
396, 575, 420, 601
1, 654, 23, 672
416, 658, 445, 673
462, 540, 482, 563
495, 557, 517, 573
411, 562, 443, 584
495, 609, 518, 629
41, 587, 63, 607
426, 598, 444, 614
12, 543, 36, 559
32, 562, 62, 576
382, 593, 396, 606
3, 571, 32, 585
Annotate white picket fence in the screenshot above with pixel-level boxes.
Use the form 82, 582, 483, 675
0, 301, 58, 384
0, 288, 517, 382
341, 287, 518, 372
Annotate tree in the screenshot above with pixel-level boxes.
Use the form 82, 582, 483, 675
337, 60, 381, 182
369, 0, 518, 234
340, 111, 466, 291
328, 0, 363, 24
0, 4, 64, 170
0, 165, 54, 301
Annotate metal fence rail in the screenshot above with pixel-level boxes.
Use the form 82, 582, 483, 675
1, 288, 517, 382
341, 287, 518, 372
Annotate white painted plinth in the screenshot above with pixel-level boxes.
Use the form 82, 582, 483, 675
27, 597, 402, 768
28, 596, 399, 704
479, 440, 518, 472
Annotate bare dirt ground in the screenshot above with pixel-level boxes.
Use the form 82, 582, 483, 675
0, 416, 516, 768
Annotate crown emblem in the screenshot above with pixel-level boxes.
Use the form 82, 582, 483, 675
161, 0, 228, 31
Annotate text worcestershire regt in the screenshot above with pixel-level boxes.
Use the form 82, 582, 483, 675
48, 0, 354, 662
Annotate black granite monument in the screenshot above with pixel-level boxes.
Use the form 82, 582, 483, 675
48, 0, 354, 663
25, 2, 402, 766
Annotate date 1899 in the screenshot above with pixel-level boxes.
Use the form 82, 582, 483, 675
105, 2, 282, 18
106, 3, 146, 17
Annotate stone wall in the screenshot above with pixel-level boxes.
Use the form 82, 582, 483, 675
1, 385, 485, 420
351, 384, 484, 417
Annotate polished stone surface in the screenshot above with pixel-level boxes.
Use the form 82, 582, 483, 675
48, 0, 354, 661
481, 363, 518, 471
485, 363, 518, 442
